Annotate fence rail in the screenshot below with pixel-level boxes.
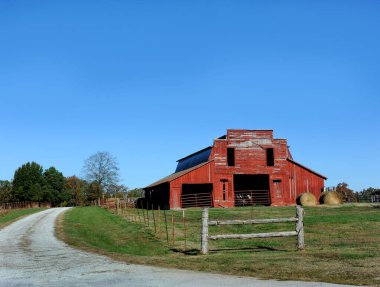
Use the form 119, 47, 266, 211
201, 205, 304, 254
208, 217, 298, 226
209, 231, 298, 240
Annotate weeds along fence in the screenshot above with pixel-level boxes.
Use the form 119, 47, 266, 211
0, 201, 50, 210
99, 198, 306, 254
100, 198, 204, 252
201, 206, 304, 254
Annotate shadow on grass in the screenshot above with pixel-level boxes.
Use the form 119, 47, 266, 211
208, 245, 284, 253
170, 248, 200, 255
170, 246, 284, 255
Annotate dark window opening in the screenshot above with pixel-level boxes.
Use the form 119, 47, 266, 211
227, 148, 235, 166
266, 148, 274, 166
273, 179, 282, 183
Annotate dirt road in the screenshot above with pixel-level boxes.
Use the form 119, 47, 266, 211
0, 208, 356, 287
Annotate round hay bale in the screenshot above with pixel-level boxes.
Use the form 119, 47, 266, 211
322, 191, 342, 205
296, 192, 317, 206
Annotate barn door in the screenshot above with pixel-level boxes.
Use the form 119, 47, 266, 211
273, 179, 282, 200
172, 187, 180, 209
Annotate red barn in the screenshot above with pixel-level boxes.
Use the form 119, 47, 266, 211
144, 129, 326, 209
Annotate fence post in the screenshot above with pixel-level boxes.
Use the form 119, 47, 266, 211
183, 210, 187, 251
158, 205, 162, 239
296, 205, 304, 250
164, 209, 169, 244
146, 202, 150, 226
171, 210, 175, 245
201, 208, 209, 254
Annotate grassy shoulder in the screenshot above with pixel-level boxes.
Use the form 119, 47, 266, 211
59, 205, 380, 286
58, 207, 169, 260
0, 208, 45, 229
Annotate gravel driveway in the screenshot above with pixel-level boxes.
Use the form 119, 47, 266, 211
0, 208, 357, 287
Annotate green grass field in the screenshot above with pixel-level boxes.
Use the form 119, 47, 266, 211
60, 205, 380, 286
0, 208, 44, 228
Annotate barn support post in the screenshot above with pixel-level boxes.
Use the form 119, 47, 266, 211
201, 208, 209, 254
296, 205, 304, 250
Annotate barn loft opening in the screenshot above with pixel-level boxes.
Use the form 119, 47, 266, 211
266, 148, 274, 166
227, 148, 235, 166
234, 174, 271, 206
181, 183, 213, 208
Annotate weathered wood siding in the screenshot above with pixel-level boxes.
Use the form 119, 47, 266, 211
287, 160, 324, 204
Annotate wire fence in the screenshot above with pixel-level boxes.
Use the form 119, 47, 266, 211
99, 198, 203, 252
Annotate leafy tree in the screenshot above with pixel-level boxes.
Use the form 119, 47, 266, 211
358, 187, 380, 202
82, 152, 120, 197
86, 181, 102, 202
335, 182, 357, 203
12, 162, 44, 202
12, 162, 68, 206
43, 167, 66, 206
66, 176, 87, 206
0, 180, 12, 202
127, 188, 144, 198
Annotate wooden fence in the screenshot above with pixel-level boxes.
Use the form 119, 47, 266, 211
0, 201, 50, 210
201, 205, 304, 254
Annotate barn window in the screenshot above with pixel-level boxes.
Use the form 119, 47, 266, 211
227, 148, 235, 166
266, 148, 274, 166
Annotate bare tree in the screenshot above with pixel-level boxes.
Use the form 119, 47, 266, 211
82, 152, 120, 195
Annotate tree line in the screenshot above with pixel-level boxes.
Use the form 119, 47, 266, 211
0, 152, 142, 207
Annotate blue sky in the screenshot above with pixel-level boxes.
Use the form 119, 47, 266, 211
0, 1, 379, 191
